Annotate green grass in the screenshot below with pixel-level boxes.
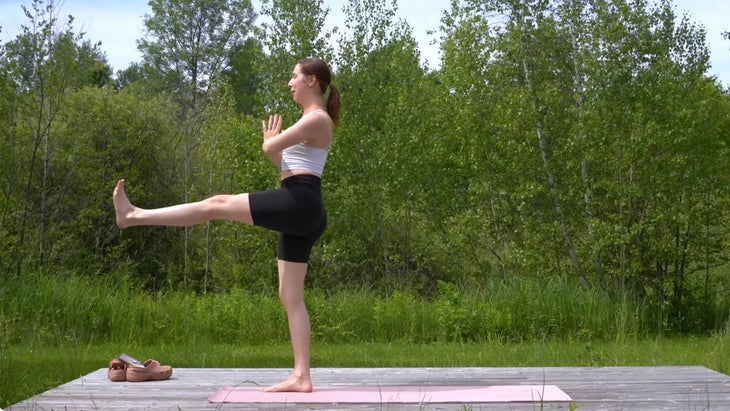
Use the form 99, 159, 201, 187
2, 272, 729, 407
1, 273, 689, 347
2, 336, 729, 407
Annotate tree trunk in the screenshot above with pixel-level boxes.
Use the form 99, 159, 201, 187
567, 1, 600, 282
519, 48, 581, 276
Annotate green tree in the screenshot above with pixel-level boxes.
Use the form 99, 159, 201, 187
437, 0, 513, 280
1, 0, 98, 275
569, 0, 726, 312
324, 0, 449, 291
436, 0, 730, 330
55, 86, 181, 285
438, 0, 563, 280
74, 40, 112, 88
223, 37, 266, 115
0, 29, 19, 271
138, 0, 256, 101
258, 0, 335, 117
137, 0, 256, 286
191, 82, 277, 293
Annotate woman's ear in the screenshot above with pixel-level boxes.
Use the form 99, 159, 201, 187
308, 75, 318, 88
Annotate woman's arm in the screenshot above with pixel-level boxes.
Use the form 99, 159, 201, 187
261, 112, 333, 167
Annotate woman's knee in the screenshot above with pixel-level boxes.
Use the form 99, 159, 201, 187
203, 194, 252, 223
277, 260, 307, 311
278, 288, 304, 311
197, 195, 224, 217
278, 281, 305, 312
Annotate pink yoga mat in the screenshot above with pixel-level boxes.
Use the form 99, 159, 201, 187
208, 385, 572, 403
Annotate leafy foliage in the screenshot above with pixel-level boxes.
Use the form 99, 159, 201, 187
0, 0, 728, 333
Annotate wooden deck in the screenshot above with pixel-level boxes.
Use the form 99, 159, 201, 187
7, 366, 730, 410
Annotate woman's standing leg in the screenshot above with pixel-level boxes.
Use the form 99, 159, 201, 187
264, 259, 313, 393
113, 179, 254, 228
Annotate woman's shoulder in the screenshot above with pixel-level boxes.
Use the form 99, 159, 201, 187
298, 109, 333, 130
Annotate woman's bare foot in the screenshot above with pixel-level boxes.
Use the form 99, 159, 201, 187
263, 373, 313, 393
113, 179, 136, 228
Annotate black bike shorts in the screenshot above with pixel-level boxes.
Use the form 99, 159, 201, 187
249, 174, 327, 263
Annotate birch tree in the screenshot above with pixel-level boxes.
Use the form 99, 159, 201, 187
138, 0, 255, 286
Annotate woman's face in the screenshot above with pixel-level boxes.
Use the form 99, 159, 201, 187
287, 64, 308, 103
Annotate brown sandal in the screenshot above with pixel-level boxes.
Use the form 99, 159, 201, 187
126, 359, 173, 382
108, 358, 127, 382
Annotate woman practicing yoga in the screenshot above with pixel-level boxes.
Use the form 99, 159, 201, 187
113, 57, 340, 393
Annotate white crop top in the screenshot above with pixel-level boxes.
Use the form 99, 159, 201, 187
280, 110, 331, 175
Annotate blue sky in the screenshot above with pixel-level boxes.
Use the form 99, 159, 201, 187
0, 0, 728, 86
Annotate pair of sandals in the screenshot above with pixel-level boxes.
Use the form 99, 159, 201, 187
108, 354, 173, 382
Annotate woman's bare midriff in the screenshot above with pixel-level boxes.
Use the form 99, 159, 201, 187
281, 169, 322, 179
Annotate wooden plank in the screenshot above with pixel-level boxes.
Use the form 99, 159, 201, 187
7, 366, 730, 410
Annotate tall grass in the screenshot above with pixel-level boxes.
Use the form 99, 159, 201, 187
0, 273, 665, 348
1, 273, 289, 347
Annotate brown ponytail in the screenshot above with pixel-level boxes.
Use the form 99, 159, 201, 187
326, 84, 341, 127
298, 57, 341, 127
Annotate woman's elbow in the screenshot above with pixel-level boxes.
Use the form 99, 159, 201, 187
262, 140, 277, 156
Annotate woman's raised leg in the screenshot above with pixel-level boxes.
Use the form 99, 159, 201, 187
264, 259, 313, 393
113, 179, 254, 228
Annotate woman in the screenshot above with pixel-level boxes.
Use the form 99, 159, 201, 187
113, 57, 340, 393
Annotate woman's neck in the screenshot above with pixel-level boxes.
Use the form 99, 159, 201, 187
301, 96, 326, 115
302, 106, 326, 115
